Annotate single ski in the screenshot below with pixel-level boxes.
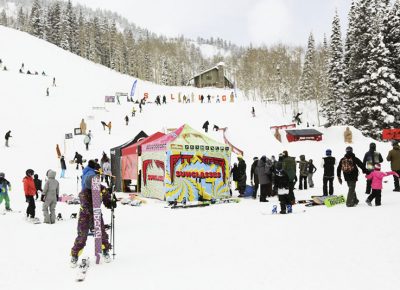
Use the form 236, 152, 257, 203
76, 257, 90, 282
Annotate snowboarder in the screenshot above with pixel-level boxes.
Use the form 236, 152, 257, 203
337, 146, 366, 207
250, 157, 259, 199
33, 174, 42, 201
46, 88, 49, 96
162, 95, 166, 104
251, 107, 255, 117
344, 127, 352, 143
237, 156, 247, 197
256, 156, 273, 202
70, 161, 115, 267
307, 159, 317, 188
80, 119, 87, 135
293, 112, 302, 125
42, 170, 59, 224
125, 115, 129, 126
202, 121, 209, 133
297, 155, 308, 190
156, 95, 161, 105
365, 164, 399, 206
52, 77, 56, 87
0, 172, 12, 211
363, 142, 383, 194
74, 152, 84, 170
386, 141, 400, 192
322, 149, 336, 196
23, 169, 37, 221
60, 156, 67, 178
5, 130, 12, 147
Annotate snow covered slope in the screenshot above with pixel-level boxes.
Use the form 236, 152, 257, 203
1, 25, 400, 290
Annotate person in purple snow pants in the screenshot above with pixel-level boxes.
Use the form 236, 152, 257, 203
70, 160, 116, 267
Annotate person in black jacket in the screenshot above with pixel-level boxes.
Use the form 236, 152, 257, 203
237, 156, 247, 197
307, 159, 317, 188
337, 146, 366, 207
231, 163, 239, 190
60, 156, 67, 178
363, 142, 383, 194
202, 121, 209, 133
5, 130, 12, 147
33, 174, 42, 201
250, 157, 259, 199
322, 149, 336, 196
74, 152, 84, 170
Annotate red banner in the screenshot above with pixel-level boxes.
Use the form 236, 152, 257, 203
382, 129, 400, 140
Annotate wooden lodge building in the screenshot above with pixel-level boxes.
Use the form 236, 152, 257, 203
187, 62, 234, 89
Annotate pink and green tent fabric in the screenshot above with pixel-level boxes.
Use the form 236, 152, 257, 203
141, 124, 231, 201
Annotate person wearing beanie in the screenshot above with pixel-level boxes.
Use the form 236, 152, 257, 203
386, 141, 400, 191
23, 169, 38, 221
256, 156, 273, 202
0, 172, 12, 211
322, 149, 336, 196
363, 142, 383, 195
337, 147, 366, 207
365, 164, 399, 206
42, 169, 59, 224
250, 157, 259, 199
81, 160, 97, 191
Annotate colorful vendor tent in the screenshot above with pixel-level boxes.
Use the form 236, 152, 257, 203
110, 130, 148, 191
141, 124, 231, 201
120, 131, 165, 181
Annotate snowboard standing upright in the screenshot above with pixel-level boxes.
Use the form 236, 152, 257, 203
91, 176, 102, 264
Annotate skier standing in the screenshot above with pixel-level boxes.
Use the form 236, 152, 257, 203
23, 169, 37, 221
0, 172, 12, 211
70, 160, 115, 267
42, 170, 59, 224
337, 146, 366, 207
5, 130, 12, 147
60, 156, 67, 178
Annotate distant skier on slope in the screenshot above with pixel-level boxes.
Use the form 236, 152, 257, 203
0, 172, 12, 211
5, 130, 12, 147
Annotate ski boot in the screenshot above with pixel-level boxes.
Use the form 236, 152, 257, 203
103, 249, 111, 263
70, 256, 78, 268
287, 204, 292, 214
365, 199, 372, 206
272, 205, 278, 214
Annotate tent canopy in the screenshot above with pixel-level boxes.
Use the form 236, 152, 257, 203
121, 132, 165, 156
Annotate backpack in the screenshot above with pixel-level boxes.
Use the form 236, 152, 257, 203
341, 157, 355, 173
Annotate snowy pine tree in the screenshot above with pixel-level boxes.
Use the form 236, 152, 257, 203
29, 0, 43, 38
324, 11, 346, 125
300, 32, 316, 100
0, 9, 7, 26
46, 1, 62, 46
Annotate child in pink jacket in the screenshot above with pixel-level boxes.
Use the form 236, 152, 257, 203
365, 164, 399, 206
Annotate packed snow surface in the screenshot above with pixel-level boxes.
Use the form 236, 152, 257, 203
1, 26, 400, 290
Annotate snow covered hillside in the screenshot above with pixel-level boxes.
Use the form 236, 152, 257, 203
1, 25, 400, 290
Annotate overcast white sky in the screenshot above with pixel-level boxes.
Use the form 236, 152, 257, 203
71, 0, 351, 47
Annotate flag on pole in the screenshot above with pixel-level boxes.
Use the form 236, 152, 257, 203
130, 80, 138, 97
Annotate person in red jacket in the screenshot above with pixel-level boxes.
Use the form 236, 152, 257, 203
23, 169, 37, 220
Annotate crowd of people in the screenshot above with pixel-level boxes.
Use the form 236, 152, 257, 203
229, 141, 400, 213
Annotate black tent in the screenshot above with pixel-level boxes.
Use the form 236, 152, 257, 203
110, 130, 148, 191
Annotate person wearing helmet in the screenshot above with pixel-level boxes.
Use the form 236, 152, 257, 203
322, 149, 336, 196
337, 147, 366, 207
23, 169, 37, 220
0, 172, 12, 211
363, 142, 383, 195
